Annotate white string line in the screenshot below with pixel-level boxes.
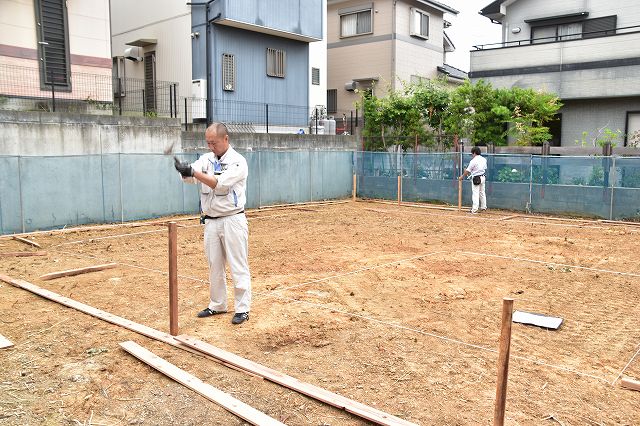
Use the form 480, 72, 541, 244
259, 250, 447, 296
46, 212, 303, 248
50, 227, 169, 247
611, 343, 640, 385
459, 251, 640, 278
266, 293, 611, 383
366, 206, 639, 233
53, 248, 209, 284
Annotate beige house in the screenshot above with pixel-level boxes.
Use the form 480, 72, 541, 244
0, 0, 112, 104
326, 0, 462, 114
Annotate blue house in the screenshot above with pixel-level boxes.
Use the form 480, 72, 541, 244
190, 0, 323, 129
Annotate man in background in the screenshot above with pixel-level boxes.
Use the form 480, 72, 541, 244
458, 146, 487, 214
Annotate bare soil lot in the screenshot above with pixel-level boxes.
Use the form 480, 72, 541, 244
1, 201, 639, 425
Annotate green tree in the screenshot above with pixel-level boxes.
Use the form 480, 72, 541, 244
360, 79, 450, 151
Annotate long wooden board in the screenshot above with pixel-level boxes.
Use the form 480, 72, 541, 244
621, 377, 640, 392
0, 273, 414, 426
120, 341, 284, 426
40, 263, 118, 281
174, 335, 418, 426
12, 236, 42, 248
0, 251, 46, 257
0, 273, 258, 376
0, 334, 14, 349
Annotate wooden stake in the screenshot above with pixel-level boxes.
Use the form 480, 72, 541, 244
458, 179, 463, 211
621, 377, 640, 391
0, 251, 46, 257
40, 263, 118, 281
352, 173, 357, 201
168, 222, 178, 336
397, 175, 402, 205
494, 298, 514, 426
12, 236, 41, 248
120, 341, 284, 426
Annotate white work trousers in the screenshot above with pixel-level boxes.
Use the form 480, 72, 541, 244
471, 176, 487, 213
203, 213, 251, 313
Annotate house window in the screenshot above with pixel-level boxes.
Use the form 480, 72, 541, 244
222, 53, 236, 91
340, 7, 372, 37
410, 8, 429, 39
35, 0, 71, 90
267, 48, 286, 78
410, 75, 428, 84
327, 89, 337, 114
532, 22, 582, 43
312, 67, 320, 85
626, 112, 640, 147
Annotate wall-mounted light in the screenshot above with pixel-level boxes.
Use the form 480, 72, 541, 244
190, 31, 200, 39
511, 26, 521, 34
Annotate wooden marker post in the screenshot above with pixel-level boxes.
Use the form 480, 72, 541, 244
397, 175, 402, 205
458, 179, 462, 211
168, 222, 178, 336
352, 174, 357, 201
494, 298, 514, 426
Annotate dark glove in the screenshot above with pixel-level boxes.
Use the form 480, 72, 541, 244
174, 156, 194, 177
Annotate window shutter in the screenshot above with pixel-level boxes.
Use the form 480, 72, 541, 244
582, 15, 617, 38
267, 48, 286, 78
327, 89, 337, 114
222, 53, 236, 91
37, 0, 70, 88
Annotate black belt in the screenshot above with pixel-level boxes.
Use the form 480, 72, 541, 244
202, 210, 244, 221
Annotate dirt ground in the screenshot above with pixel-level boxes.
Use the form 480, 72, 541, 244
1, 200, 639, 426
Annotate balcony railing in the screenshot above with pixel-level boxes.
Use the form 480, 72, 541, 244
472, 23, 640, 50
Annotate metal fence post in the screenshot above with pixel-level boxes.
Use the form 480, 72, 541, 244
265, 103, 269, 133
117, 77, 122, 116
173, 84, 178, 119
142, 89, 146, 115
184, 97, 188, 131
350, 110, 354, 135
169, 85, 174, 118
18, 157, 25, 233
49, 69, 56, 112
315, 108, 319, 134
257, 150, 262, 208
609, 156, 616, 220
528, 155, 533, 213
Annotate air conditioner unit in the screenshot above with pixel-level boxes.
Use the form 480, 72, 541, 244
124, 47, 142, 62
191, 79, 207, 120
344, 81, 357, 91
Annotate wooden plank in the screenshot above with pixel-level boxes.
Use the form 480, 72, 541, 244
120, 341, 284, 426
0, 251, 47, 257
494, 298, 514, 426
39, 263, 118, 281
0, 334, 14, 349
621, 377, 640, 392
12, 236, 42, 248
0, 273, 262, 378
1, 273, 412, 425
174, 335, 418, 426
168, 222, 178, 336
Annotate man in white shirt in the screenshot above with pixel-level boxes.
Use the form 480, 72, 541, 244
458, 146, 488, 214
174, 123, 251, 325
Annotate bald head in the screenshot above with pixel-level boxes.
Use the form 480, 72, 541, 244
205, 122, 230, 156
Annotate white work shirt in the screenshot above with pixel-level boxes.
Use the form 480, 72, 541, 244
465, 155, 487, 177
184, 146, 248, 217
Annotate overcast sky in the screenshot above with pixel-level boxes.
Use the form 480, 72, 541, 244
443, 0, 503, 72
